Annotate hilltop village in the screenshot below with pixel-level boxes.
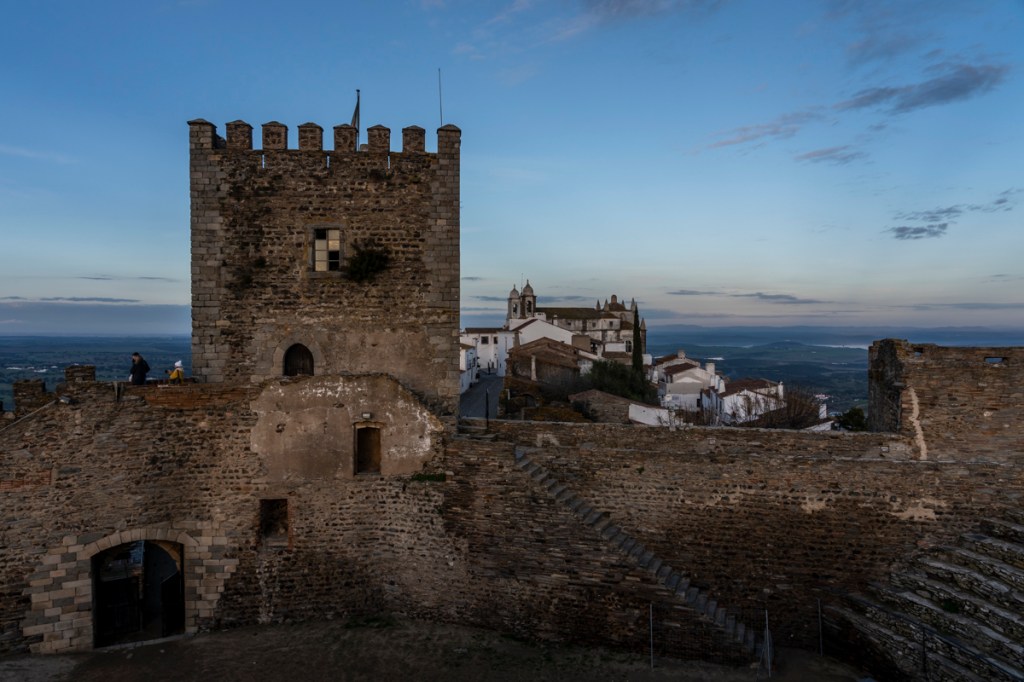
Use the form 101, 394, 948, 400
0, 120, 1022, 681
460, 282, 806, 428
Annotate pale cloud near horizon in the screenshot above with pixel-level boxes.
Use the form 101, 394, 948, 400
0, 144, 76, 165
667, 289, 830, 305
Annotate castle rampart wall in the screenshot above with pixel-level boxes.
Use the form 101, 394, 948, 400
2, 359, 1021, 657
0, 374, 446, 654
868, 340, 1024, 461
477, 423, 1020, 648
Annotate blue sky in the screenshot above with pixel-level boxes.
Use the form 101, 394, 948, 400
1, 0, 1022, 335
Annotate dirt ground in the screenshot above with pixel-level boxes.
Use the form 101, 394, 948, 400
0, 618, 873, 682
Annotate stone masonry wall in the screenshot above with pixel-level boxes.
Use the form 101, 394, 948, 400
476, 420, 1022, 649
0, 373, 447, 655
869, 340, 1024, 461
3, 366, 1021, 658
188, 120, 461, 415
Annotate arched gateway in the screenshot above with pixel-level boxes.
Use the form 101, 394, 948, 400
92, 541, 184, 647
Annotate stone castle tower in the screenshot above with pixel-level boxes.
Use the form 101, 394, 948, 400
187, 119, 461, 414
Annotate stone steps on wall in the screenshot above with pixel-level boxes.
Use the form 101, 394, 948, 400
870, 582, 1024, 667
832, 604, 990, 682
916, 556, 1024, 613
938, 546, 1024, 593
981, 518, 1024, 546
889, 572, 1024, 643
961, 533, 1024, 570
512, 447, 764, 662
839, 514, 1024, 682
844, 593, 1022, 682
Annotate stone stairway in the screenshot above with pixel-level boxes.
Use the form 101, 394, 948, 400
512, 447, 764, 662
832, 511, 1024, 681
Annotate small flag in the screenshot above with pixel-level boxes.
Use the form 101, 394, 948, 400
351, 89, 360, 137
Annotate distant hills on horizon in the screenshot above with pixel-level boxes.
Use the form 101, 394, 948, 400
2, 326, 1020, 413
646, 324, 1024, 349
2, 323, 1023, 347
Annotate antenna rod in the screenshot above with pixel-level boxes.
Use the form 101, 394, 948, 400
438, 68, 444, 127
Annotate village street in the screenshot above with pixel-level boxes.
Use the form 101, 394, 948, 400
459, 372, 503, 419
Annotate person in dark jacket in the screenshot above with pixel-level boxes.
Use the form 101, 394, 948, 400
129, 352, 150, 385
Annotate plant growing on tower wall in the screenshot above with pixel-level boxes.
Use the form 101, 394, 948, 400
345, 240, 390, 283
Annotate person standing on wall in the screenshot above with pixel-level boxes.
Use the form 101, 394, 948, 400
129, 352, 150, 385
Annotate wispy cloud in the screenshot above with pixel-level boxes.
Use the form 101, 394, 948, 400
539, 295, 593, 303
732, 292, 828, 305
903, 301, 1024, 311
985, 273, 1024, 283
0, 144, 76, 165
39, 297, 142, 303
887, 223, 948, 240
835, 62, 1009, 114
2, 295, 143, 303
707, 58, 1008, 156
707, 110, 824, 149
667, 289, 719, 296
886, 189, 1018, 240
77, 275, 180, 282
666, 289, 829, 304
794, 145, 867, 165
473, 295, 509, 302
462, 276, 484, 281
581, 0, 726, 22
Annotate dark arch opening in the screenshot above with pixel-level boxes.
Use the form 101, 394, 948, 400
92, 541, 184, 648
284, 344, 314, 376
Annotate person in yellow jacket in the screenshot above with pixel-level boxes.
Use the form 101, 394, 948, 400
166, 360, 185, 384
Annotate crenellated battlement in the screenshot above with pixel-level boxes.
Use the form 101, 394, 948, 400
188, 118, 458, 154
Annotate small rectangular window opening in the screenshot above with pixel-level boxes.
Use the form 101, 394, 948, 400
313, 228, 341, 272
985, 357, 1006, 365
356, 426, 382, 474
259, 499, 289, 547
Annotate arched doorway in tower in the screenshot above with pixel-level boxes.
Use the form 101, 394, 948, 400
92, 540, 184, 647
283, 344, 315, 376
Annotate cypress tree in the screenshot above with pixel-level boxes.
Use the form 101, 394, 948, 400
631, 306, 643, 375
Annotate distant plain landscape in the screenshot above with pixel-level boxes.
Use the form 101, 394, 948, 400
2, 326, 1021, 414
0, 336, 191, 411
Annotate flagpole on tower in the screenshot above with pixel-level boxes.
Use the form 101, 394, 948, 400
438, 68, 444, 127
354, 87, 362, 147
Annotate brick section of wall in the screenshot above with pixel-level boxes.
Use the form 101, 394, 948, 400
187, 120, 461, 415
869, 340, 1024, 461
12, 380, 51, 417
